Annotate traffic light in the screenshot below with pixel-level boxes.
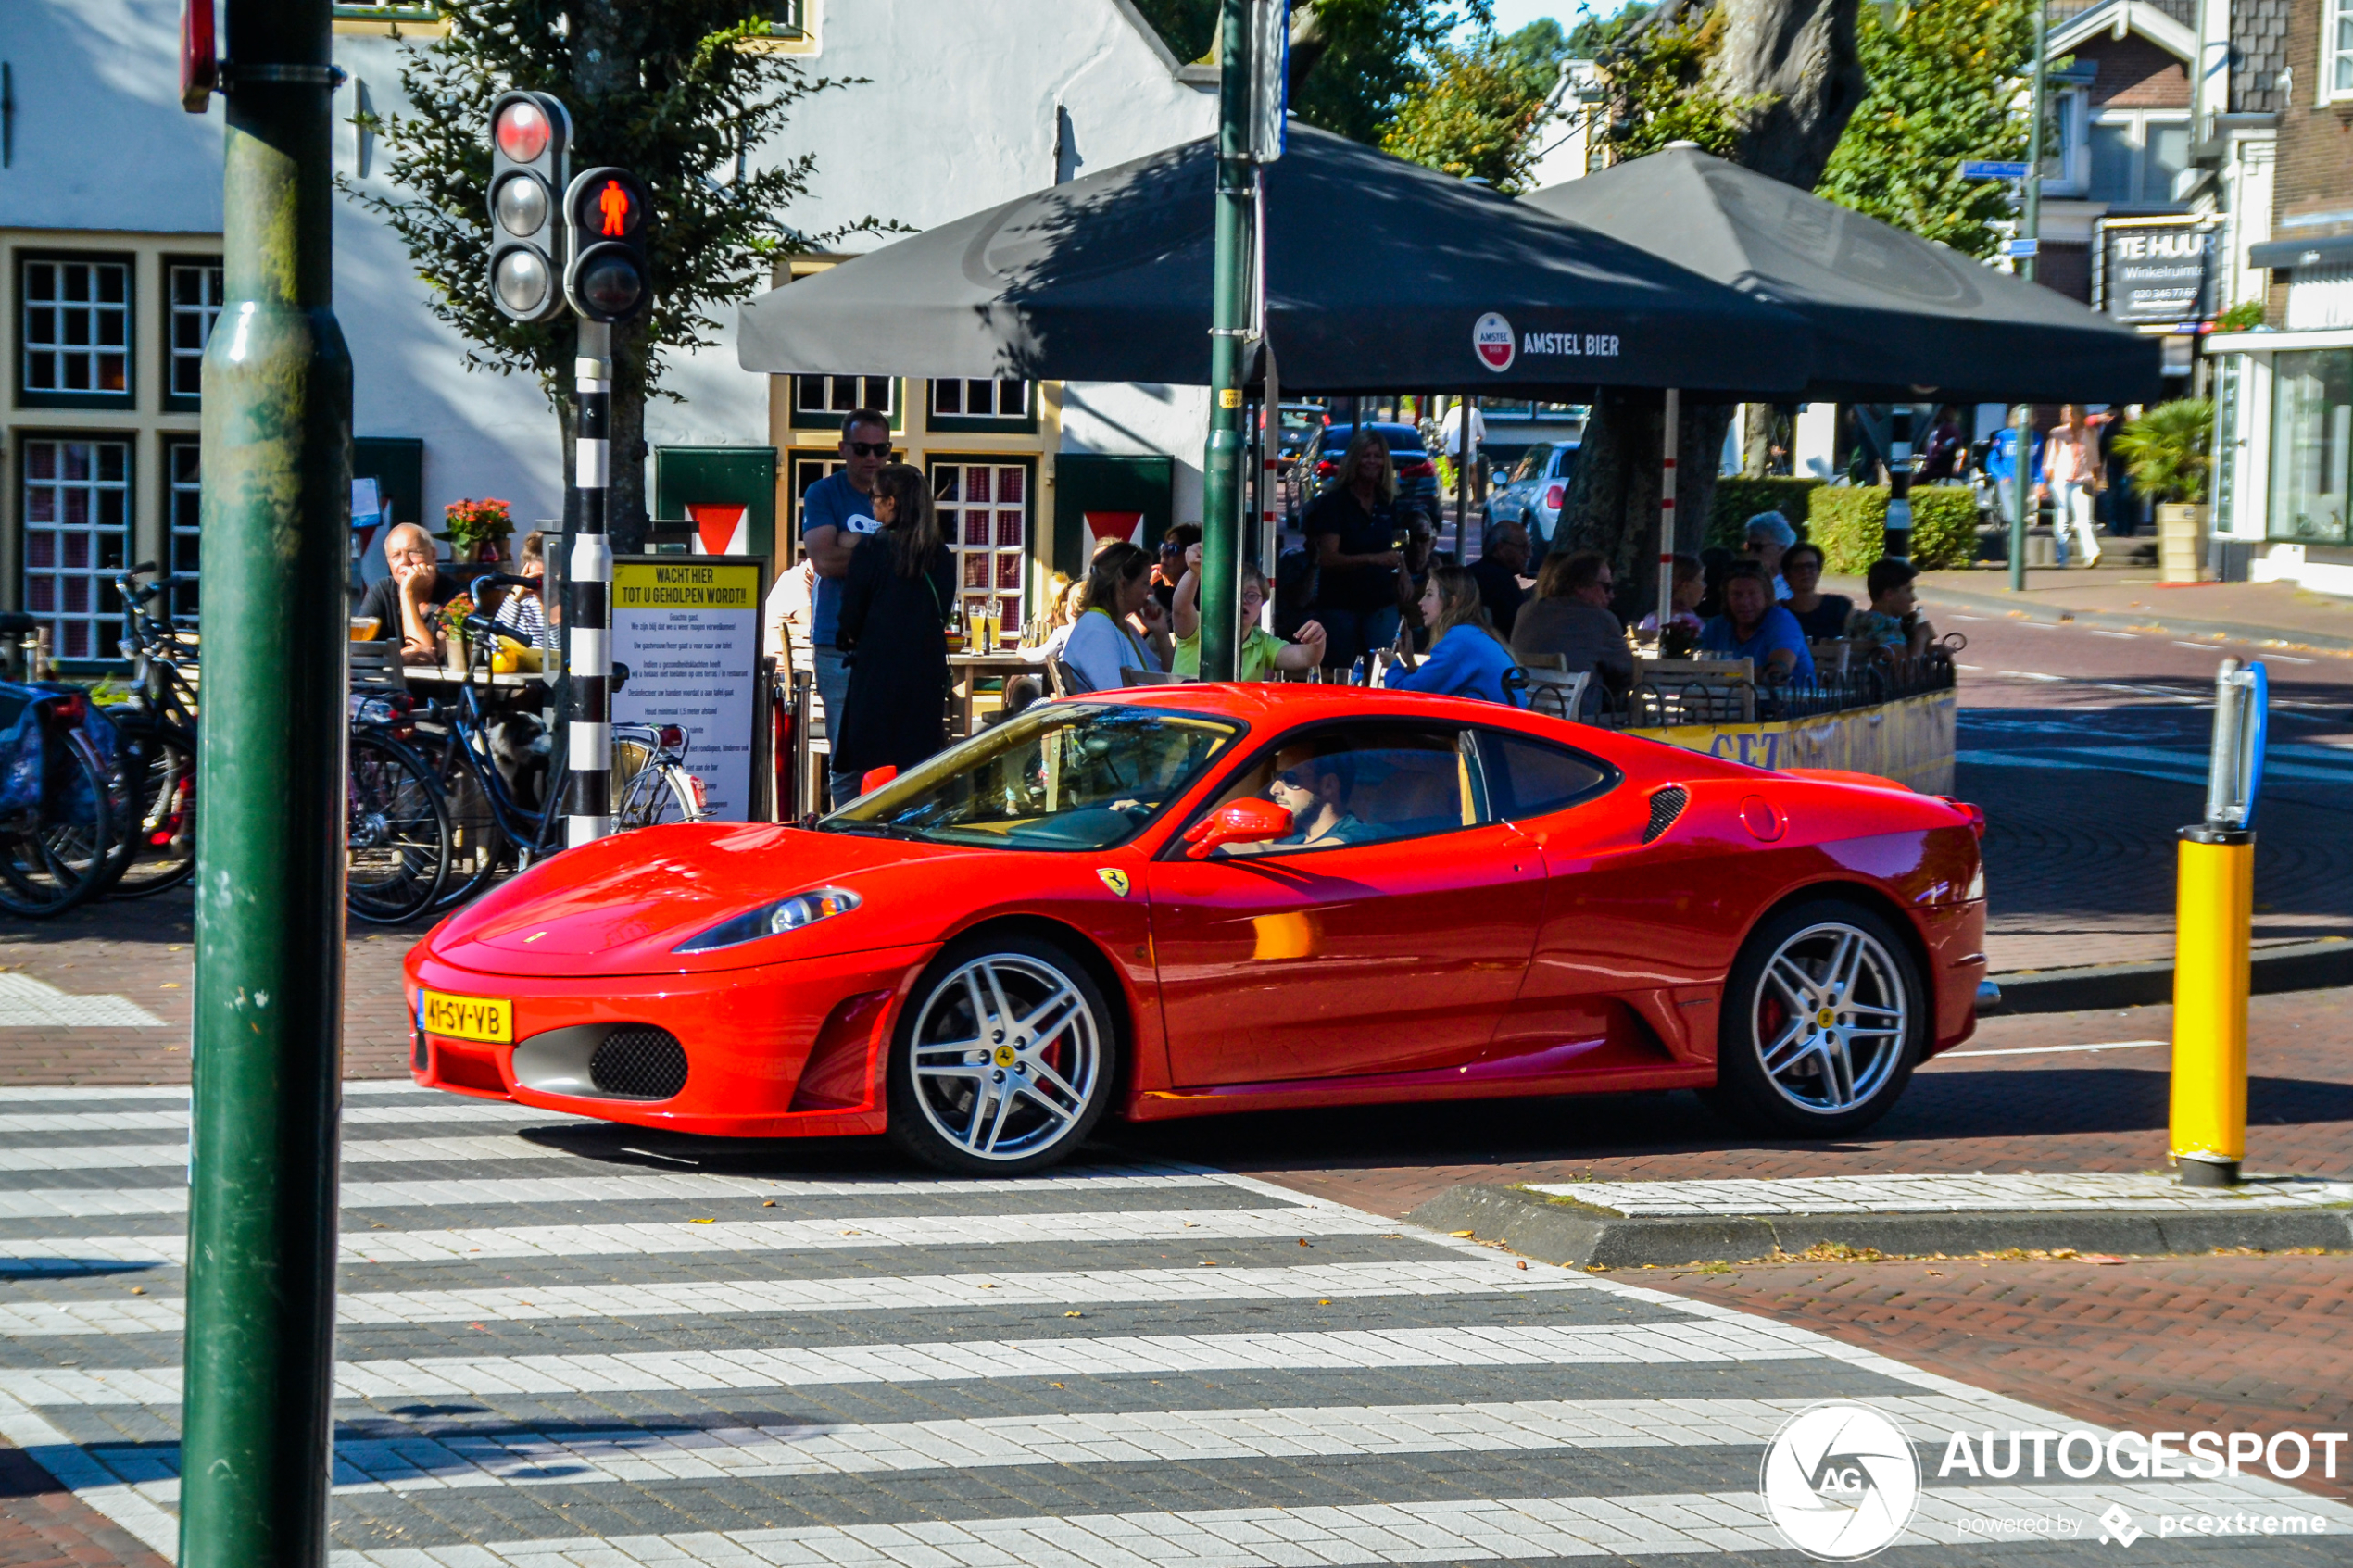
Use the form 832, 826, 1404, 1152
486, 91, 572, 322
562, 167, 653, 324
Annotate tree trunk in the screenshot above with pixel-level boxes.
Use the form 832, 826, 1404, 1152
1559, 390, 1735, 622
1742, 403, 1774, 478
1556, 0, 1865, 607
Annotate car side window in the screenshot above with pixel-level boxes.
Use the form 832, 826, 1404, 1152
1473, 729, 1617, 822
1187, 721, 1481, 856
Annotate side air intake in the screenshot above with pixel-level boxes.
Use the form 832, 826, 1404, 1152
1643, 785, 1689, 843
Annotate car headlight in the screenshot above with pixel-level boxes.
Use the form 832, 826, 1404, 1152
673, 888, 861, 953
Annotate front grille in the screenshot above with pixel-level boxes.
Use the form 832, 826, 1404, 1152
589, 1026, 689, 1100
1643, 785, 1689, 843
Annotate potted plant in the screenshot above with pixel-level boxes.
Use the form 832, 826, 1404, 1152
441, 496, 514, 564
2111, 400, 2212, 583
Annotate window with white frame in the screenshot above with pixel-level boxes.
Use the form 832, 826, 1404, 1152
930, 378, 1030, 420
930, 460, 1030, 633
2334, 0, 2353, 95
2083, 111, 2192, 206
168, 262, 225, 403
792, 374, 895, 418
20, 257, 131, 400
20, 438, 132, 661
165, 438, 204, 624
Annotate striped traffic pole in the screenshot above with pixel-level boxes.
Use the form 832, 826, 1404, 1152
1656, 387, 1679, 636
567, 318, 613, 847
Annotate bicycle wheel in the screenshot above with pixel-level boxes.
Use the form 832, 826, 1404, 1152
102, 720, 197, 897
0, 729, 117, 919
410, 727, 510, 909
614, 753, 705, 829
346, 731, 450, 924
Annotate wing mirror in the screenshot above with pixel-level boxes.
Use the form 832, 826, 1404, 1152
859, 764, 899, 797
1181, 797, 1291, 859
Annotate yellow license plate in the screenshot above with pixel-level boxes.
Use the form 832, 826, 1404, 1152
420, 990, 512, 1045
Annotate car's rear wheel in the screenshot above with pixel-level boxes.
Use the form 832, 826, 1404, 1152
887, 934, 1114, 1174
1707, 898, 1925, 1136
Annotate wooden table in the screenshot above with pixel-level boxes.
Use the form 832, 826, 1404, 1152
948, 650, 1038, 738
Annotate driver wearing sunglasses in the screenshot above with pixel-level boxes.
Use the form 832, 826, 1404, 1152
1218, 746, 1368, 855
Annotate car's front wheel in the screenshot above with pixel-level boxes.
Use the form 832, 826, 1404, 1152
1707, 898, 1925, 1135
887, 934, 1115, 1174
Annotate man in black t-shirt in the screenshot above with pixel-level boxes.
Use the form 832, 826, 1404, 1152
357, 522, 465, 664
1466, 520, 1529, 638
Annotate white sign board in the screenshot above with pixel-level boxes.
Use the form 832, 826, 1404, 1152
610, 556, 764, 822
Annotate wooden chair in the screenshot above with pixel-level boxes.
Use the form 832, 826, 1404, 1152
1047, 658, 1091, 698
1120, 667, 1193, 686
1521, 664, 1591, 721
347, 639, 410, 694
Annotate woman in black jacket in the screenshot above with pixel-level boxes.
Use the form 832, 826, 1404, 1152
834, 463, 955, 791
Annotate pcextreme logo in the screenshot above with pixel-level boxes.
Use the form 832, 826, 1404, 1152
1760, 1402, 1921, 1560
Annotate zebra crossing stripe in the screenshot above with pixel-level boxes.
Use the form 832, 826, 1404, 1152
61, 1393, 2042, 1497
0, 1101, 586, 1135
0, 1168, 1229, 1220
312, 1484, 2353, 1566
0, 1205, 1385, 1273
0, 1133, 584, 1173
0, 1259, 1589, 1336
0, 1079, 429, 1105
0, 1320, 1828, 1407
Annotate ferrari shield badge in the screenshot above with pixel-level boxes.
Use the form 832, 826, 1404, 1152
1096, 868, 1130, 897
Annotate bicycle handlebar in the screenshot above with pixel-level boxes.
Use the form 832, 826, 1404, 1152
468, 571, 540, 592
461, 613, 535, 647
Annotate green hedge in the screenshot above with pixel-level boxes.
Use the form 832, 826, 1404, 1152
1708, 477, 1823, 550
1809, 483, 1978, 573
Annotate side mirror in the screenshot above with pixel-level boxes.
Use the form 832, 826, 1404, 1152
1181, 797, 1291, 859
860, 764, 899, 797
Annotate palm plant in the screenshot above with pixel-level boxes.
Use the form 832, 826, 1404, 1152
2110, 399, 2213, 506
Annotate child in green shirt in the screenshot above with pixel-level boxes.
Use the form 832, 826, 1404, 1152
1170, 545, 1327, 680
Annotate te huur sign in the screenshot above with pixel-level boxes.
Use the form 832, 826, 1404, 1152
2100, 220, 2217, 327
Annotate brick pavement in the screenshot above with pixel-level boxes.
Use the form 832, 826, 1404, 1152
0, 1441, 166, 1568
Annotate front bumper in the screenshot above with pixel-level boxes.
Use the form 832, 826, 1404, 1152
403, 941, 936, 1137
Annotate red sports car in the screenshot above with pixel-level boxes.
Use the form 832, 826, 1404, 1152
405, 684, 1986, 1173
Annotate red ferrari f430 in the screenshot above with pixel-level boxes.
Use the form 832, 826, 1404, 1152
406, 685, 1987, 1173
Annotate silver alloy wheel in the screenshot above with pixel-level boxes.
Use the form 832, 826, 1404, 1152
908, 951, 1102, 1163
1749, 921, 1910, 1115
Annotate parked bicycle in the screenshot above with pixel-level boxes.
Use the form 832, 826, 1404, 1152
407, 583, 704, 909
0, 617, 117, 918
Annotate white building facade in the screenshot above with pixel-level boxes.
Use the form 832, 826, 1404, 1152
0, 0, 1217, 660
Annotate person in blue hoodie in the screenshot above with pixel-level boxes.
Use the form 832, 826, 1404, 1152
1385, 565, 1526, 706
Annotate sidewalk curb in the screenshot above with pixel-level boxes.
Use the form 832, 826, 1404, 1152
1898, 576, 2353, 655
1990, 937, 2353, 1013
1403, 1183, 2353, 1269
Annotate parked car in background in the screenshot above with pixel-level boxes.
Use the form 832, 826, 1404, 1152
1292, 423, 1441, 523
1486, 441, 1579, 546
1275, 402, 1327, 474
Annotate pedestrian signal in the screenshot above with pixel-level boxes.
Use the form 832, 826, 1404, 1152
485, 92, 571, 322
562, 167, 653, 323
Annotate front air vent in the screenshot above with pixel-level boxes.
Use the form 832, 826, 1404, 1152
589, 1026, 689, 1100
1643, 785, 1690, 843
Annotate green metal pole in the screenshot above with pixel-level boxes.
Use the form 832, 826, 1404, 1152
2010, 0, 2048, 592
1201, 0, 1252, 683
182, 0, 352, 1561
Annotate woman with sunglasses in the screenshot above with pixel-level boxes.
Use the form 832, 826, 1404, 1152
1777, 542, 1851, 641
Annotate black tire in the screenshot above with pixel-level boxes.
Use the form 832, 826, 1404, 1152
0, 728, 116, 919
346, 732, 450, 925
101, 720, 196, 898
887, 933, 1116, 1175
1707, 897, 1927, 1136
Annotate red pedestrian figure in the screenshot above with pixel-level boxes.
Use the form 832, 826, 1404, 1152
598, 179, 628, 237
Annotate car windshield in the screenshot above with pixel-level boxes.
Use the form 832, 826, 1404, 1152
818, 703, 1242, 851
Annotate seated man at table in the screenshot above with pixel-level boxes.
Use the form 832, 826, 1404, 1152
1699, 561, 1814, 684
1510, 550, 1633, 692
357, 522, 465, 665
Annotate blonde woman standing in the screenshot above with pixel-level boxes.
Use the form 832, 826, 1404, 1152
2043, 405, 2104, 567
1304, 429, 1404, 672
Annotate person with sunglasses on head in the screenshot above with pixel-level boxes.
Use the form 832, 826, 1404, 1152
1061, 541, 1173, 693
804, 409, 891, 804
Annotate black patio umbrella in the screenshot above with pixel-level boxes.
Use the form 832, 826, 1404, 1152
738, 124, 1813, 395
1522, 146, 2163, 406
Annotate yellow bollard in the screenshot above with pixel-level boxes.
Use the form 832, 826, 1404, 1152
2170, 824, 2254, 1186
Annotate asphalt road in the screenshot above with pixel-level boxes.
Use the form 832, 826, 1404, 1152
1927, 606, 2353, 969
4, 1080, 2348, 1565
